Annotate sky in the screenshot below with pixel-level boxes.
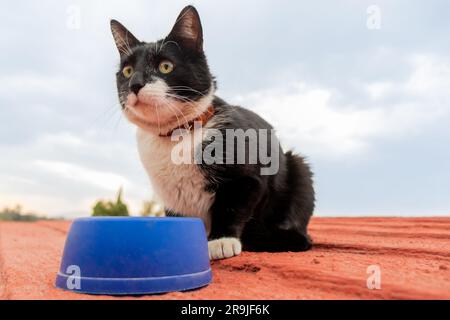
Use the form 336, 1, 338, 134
0, 0, 449, 218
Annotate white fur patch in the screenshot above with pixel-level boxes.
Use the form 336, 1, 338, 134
138, 79, 169, 103
137, 127, 215, 234
208, 238, 242, 260
131, 81, 216, 233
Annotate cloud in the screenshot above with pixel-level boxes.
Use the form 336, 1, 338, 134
0, 130, 151, 217
405, 54, 450, 99
234, 54, 450, 158
34, 160, 130, 191
0, 73, 79, 97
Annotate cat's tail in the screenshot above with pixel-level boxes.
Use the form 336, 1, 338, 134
242, 151, 315, 252
284, 151, 315, 230
271, 151, 315, 251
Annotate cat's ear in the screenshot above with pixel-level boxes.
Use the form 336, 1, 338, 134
110, 20, 140, 56
167, 6, 203, 52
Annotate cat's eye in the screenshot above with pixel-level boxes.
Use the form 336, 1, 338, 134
159, 60, 174, 74
122, 66, 134, 78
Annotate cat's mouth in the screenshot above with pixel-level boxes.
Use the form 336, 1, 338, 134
124, 92, 168, 123
126, 92, 160, 109
123, 91, 200, 135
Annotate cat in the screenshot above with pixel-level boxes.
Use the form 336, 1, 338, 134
111, 5, 315, 260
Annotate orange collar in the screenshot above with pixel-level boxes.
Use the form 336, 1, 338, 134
160, 105, 215, 137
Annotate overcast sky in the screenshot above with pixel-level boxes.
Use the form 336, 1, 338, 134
1, 0, 449, 217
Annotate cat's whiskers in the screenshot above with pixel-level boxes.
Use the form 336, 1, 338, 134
91, 89, 128, 128
154, 99, 162, 134
158, 39, 181, 54
172, 99, 190, 123
156, 37, 165, 55
164, 93, 209, 121
167, 93, 214, 124
141, 93, 196, 134
164, 94, 202, 123
163, 100, 185, 133
170, 86, 208, 97
164, 91, 201, 105
89, 103, 123, 131
165, 93, 196, 106
154, 41, 159, 56
113, 108, 124, 132
137, 89, 197, 113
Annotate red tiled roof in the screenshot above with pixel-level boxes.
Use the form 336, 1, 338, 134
0, 218, 449, 300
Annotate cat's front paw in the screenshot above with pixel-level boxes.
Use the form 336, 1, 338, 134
208, 237, 242, 260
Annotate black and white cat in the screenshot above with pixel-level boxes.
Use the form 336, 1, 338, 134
111, 6, 315, 260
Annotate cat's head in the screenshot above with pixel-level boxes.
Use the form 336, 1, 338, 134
111, 6, 215, 135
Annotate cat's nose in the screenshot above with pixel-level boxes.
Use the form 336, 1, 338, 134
129, 73, 145, 95
130, 83, 144, 95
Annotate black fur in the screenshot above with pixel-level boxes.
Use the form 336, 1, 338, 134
112, 6, 315, 252
199, 98, 315, 252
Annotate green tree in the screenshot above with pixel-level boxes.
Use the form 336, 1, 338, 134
140, 199, 165, 217
0, 205, 46, 221
92, 187, 129, 217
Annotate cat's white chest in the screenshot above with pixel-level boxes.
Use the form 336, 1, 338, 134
136, 128, 214, 232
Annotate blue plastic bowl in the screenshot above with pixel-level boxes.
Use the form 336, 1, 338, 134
55, 217, 212, 295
